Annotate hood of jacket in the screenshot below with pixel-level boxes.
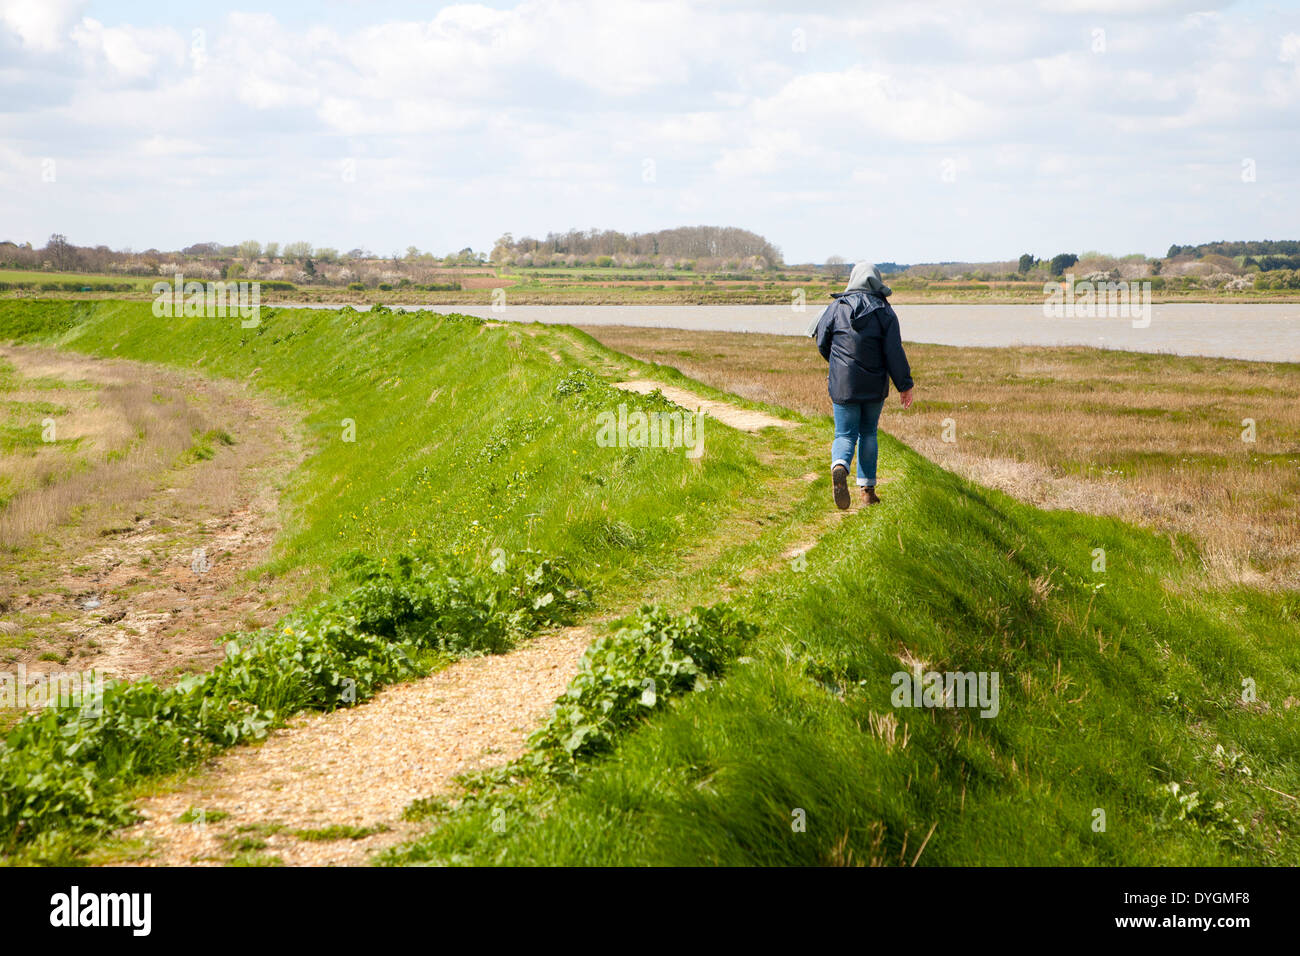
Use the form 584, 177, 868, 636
841, 261, 892, 298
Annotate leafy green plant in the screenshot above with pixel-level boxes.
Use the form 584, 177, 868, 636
0, 550, 585, 852
527, 604, 755, 774
1163, 782, 1247, 842
295, 823, 388, 841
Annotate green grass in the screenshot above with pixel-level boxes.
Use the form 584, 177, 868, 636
382, 440, 1300, 866
179, 427, 235, 464
0, 269, 155, 291
2, 298, 1297, 866
294, 823, 389, 841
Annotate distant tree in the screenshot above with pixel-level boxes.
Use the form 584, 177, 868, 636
315, 247, 339, 263
406, 245, 421, 260
182, 242, 223, 257
304, 257, 316, 277
264, 241, 280, 259
1049, 253, 1078, 276
490, 233, 514, 263
238, 240, 262, 260
1017, 253, 1036, 274
283, 241, 313, 260
45, 233, 71, 270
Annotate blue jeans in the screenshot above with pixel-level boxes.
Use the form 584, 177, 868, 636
832, 400, 884, 487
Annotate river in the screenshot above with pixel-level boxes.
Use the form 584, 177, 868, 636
286, 303, 1300, 363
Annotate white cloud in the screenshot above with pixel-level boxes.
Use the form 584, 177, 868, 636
1282, 32, 1300, 67
749, 66, 999, 144
0, 0, 1297, 261
0, 0, 85, 52
70, 18, 183, 82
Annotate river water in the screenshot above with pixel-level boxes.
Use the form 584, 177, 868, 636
289, 303, 1300, 363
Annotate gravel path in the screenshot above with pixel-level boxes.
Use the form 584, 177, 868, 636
119, 626, 593, 866
612, 379, 794, 432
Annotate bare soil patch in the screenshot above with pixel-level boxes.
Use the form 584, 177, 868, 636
0, 346, 305, 686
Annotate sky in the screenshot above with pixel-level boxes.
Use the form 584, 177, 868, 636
1, 0, 1298, 264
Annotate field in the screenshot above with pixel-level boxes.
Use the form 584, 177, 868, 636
5, 266, 1299, 306
0, 269, 155, 293
0, 299, 1297, 866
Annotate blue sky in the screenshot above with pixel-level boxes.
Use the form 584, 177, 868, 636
2, 0, 1299, 263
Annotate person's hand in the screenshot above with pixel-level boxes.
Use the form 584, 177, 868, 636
899, 388, 915, 409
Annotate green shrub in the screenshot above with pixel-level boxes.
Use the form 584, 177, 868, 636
526, 605, 755, 774
0, 550, 586, 851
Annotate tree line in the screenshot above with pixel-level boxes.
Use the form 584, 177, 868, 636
490, 226, 783, 268
0, 235, 486, 277
1166, 240, 1300, 271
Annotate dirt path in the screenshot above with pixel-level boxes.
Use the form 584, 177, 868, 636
0, 346, 305, 685
119, 626, 593, 866
612, 378, 795, 432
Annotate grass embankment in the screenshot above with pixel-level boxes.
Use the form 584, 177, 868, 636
386, 432, 1300, 866
0, 299, 1296, 866
589, 327, 1300, 588
0, 300, 783, 860
0, 301, 771, 604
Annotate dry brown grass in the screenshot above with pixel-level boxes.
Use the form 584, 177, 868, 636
0, 381, 208, 549
584, 325, 1300, 588
0, 345, 306, 685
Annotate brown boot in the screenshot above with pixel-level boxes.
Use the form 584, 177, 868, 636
832, 464, 850, 510
862, 486, 881, 506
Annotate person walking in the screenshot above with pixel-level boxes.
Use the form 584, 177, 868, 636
812, 262, 914, 509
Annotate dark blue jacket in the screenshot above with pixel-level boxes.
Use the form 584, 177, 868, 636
814, 291, 913, 404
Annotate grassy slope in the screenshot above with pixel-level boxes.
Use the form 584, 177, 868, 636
0, 301, 762, 611
2, 300, 1298, 865
389, 444, 1300, 866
